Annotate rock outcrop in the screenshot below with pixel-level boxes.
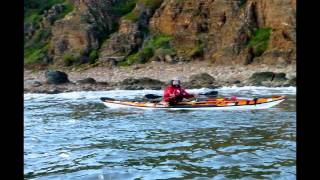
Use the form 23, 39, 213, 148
288, 77, 296, 86
185, 73, 218, 89
98, 0, 163, 64
25, 0, 296, 69
45, 70, 70, 84
118, 77, 165, 90
76, 77, 97, 84
249, 71, 288, 86
49, 0, 116, 65
149, 0, 296, 65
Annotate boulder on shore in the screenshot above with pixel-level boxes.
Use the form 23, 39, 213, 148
25, 80, 42, 88
119, 77, 165, 90
249, 72, 274, 83
249, 72, 288, 86
185, 73, 218, 89
76, 78, 96, 84
45, 70, 70, 84
288, 77, 296, 86
273, 73, 287, 82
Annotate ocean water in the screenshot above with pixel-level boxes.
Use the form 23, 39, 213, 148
24, 87, 296, 180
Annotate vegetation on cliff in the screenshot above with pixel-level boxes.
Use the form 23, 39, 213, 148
24, 0, 74, 65
24, 28, 51, 65
24, 0, 296, 69
124, 11, 140, 22
247, 28, 272, 57
118, 33, 174, 66
24, 0, 66, 23
111, 0, 137, 16
124, 0, 163, 22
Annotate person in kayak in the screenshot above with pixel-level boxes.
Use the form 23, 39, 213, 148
162, 77, 198, 106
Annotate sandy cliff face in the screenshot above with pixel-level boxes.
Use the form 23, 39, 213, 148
49, 0, 116, 65
24, 0, 296, 67
98, 0, 163, 64
254, 0, 296, 65
149, 0, 296, 65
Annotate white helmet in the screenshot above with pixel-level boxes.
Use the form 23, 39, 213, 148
172, 77, 181, 85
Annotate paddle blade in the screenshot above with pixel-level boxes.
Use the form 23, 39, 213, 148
100, 97, 115, 102
145, 94, 162, 99
201, 90, 218, 96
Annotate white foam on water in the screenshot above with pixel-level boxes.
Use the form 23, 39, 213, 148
217, 86, 296, 92
58, 152, 70, 158
25, 90, 161, 102
216, 86, 296, 96
24, 86, 296, 101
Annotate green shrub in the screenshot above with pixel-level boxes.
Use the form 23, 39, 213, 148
247, 28, 272, 56
24, 43, 49, 64
139, 47, 154, 62
52, 2, 74, 22
156, 48, 175, 56
140, 0, 163, 10
25, 9, 42, 24
122, 0, 162, 22
117, 53, 138, 66
119, 33, 174, 66
147, 34, 173, 49
25, 0, 74, 28
139, 26, 150, 35
119, 47, 154, 66
117, 60, 129, 66
112, 0, 137, 16
191, 41, 205, 57
63, 53, 79, 66
34, 28, 51, 43
126, 53, 140, 65
239, 0, 247, 7
24, 28, 52, 65
89, 50, 99, 63
24, 0, 66, 23
24, 0, 65, 12
123, 11, 139, 22
149, 33, 176, 56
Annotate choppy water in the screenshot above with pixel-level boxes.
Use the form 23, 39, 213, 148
24, 87, 296, 180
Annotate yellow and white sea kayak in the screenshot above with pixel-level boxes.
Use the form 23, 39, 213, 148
100, 96, 285, 110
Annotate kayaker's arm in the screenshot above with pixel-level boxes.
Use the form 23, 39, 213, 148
181, 88, 196, 99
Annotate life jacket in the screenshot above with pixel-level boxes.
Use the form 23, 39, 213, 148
163, 85, 194, 103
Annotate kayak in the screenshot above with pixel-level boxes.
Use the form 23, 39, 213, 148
100, 96, 285, 110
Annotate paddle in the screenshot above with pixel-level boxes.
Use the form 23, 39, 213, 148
144, 90, 219, 99
100, 97, 115, 101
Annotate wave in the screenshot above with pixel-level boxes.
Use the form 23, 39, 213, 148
24, 86, 296, 102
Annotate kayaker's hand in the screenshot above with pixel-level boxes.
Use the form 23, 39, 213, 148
169, 93, 176, 98
163, 101, 169, 107
159, 101, 169, 107
193, 93, 199, 98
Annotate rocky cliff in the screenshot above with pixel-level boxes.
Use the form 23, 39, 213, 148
24, 0, 296, 68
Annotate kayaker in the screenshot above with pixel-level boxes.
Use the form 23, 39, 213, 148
162, 77, 198, 106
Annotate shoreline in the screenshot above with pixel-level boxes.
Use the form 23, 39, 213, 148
24, 62, 296, 94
